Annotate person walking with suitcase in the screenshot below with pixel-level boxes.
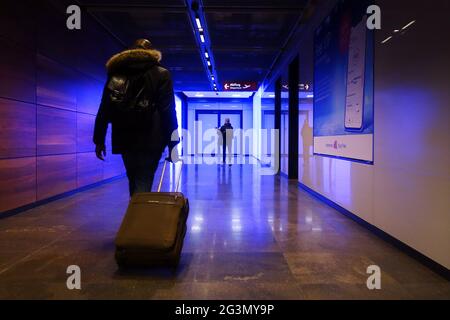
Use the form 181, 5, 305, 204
93, 39, 179, 197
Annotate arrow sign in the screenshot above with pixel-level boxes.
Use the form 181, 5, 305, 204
223, 81, 257, 91
282, 83, 311, 91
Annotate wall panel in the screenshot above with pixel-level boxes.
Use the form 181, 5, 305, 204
0, 0, 125, 213
77, 113, 96, 153
36, 55, 77, 111
103, 154, 125, 180
0, 0, 36, 48
0, 99, 36, 159
77, 76, 104, 115
77, 152, 103, 188
36, 0, 79, 67
295, 0, 450, 269
75, 18, 121, 81
37, 154, 77, 200
0, 157, 36, 212
0, 37, 36, 103
37, 106, 77, 155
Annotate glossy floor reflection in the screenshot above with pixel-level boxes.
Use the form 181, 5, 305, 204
0, 161, 449, 299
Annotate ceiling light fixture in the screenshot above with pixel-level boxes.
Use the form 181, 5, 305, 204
402, 20, 416, 30
381, 36, 392, 44
189, 3, 217, 93
195, 17, 202, 29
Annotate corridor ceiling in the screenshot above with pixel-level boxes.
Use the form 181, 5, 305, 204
79, 0, 309, 92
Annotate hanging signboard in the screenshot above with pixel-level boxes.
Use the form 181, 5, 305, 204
281, 83, 311, 91
223, 81, 258, 91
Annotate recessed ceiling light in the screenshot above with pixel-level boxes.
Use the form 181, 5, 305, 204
205, 51, 209, 58
402, 20, 416, 30
195, 18, 202, 29
200, 34, 205, 43
381, 36, 393, 44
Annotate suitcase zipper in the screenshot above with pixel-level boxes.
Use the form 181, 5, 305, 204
146, 200, 176, 205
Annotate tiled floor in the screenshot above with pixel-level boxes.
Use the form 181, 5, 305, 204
0, 162, 448, 299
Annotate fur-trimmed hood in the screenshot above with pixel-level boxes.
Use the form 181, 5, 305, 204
106, 49, 162, 73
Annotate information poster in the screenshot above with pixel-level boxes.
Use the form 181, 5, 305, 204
313, 0, 374, 163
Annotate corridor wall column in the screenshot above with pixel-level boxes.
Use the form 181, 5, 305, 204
275, 78, 282, 175
288, 56, 299, 180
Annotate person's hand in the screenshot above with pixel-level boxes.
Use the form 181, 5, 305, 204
95, 144, 106, 161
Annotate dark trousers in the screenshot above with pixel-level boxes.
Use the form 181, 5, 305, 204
121, 151, 162, 197
221, 141, 232, 164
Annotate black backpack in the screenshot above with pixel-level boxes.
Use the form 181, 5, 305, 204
106, 71, 155, 113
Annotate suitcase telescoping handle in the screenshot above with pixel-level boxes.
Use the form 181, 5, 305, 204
157, 159, 183, 193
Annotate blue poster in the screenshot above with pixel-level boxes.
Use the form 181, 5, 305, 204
313, 0, 374, 163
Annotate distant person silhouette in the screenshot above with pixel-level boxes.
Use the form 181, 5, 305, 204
219, 118, 234, 166
300, 117, 313, 164
93, 38, 179, 197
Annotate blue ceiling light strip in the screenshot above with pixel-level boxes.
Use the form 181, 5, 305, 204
185, 0, 219, 92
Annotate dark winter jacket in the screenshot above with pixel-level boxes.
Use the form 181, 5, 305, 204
93, 48, 178, 154
220, 123, 234, 145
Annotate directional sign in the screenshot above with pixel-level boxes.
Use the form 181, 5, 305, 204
223, 81, 258, 91
282, 83, 311, 91
300, 83, 311, 91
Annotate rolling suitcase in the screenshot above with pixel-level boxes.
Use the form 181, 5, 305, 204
115, 160, 189, 268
